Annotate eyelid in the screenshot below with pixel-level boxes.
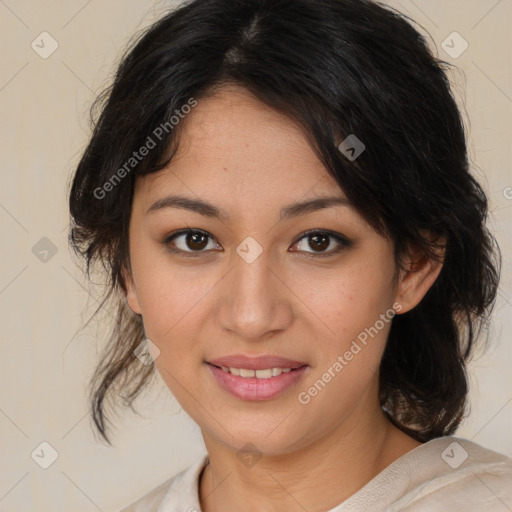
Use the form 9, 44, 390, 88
290, 229, 352, 256
162, 228, 352, 257
163, 228, 221, 257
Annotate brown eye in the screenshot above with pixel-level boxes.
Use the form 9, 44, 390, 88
291, 230, 351, 256
164, 229, 219, 255
307, 233, 330, 252
185, 231, 209, 250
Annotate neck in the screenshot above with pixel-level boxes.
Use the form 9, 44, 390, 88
199, 403, 421, 512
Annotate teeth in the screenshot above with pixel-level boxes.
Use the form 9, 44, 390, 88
219, 366, 296, 378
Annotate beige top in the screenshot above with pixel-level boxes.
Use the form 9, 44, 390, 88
120, 436, 512, 511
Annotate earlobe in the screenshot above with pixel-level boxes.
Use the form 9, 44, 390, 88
394, 235, 446, 314
122, 267, 142, 315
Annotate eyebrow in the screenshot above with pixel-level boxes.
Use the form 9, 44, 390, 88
146, 194, 353, 221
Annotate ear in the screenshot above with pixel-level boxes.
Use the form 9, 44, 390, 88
122, 266, 142, 315
394, 232, 446, 314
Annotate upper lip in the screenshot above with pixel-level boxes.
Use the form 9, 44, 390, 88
207, 354, 308, 370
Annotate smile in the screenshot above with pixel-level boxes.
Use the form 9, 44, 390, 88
217, 366, 294, 378
206, 362, 309, 400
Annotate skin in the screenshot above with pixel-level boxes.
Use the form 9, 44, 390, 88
124, 84, 445, 512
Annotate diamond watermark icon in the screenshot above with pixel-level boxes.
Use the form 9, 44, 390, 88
338, 134, 365, 161
134, 338, 160, 365
237, 442, 262, 468
32, 237, 58, 263
441, 441, 468, 469
236, 236, 263, 264
31, 32, 59, 59
31, 441, 59, 469
441, 32, 468, 59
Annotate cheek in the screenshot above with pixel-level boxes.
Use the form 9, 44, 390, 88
298, 305, 392, 423
291, 259, 394, 345
294, 258, 396, 403
139, 269, 209, 400
132, 254, 214, 339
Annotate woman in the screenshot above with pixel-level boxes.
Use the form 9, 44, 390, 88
68, 0, 512, 510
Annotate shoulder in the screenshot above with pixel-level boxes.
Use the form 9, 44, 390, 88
119, 454, 208, 512
119, 476, 175, 512
336, 436, 512, 512
416, 435, 512, 481
396, 436, 512, 511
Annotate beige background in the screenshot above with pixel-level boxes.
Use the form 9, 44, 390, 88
0, 1, 511, 510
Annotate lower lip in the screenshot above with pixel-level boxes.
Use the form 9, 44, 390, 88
206, 363, 309, 401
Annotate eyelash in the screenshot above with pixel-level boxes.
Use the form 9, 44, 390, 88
162, 228, 352, 258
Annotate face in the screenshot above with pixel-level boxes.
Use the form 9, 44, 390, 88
125, 85, 422, 456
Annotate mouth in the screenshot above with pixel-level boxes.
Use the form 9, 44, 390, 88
207, 363, 306, 379
205, 358, 310, 401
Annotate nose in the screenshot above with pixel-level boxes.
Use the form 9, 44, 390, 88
215, 244, 294, 342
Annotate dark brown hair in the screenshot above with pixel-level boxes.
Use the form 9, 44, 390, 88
68, 0, 501, 445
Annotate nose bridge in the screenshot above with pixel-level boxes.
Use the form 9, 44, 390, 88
217, 242, 293, 340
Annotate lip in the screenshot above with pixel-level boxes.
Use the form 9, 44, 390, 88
207, 363, 309, 401
207, 354, 308, 370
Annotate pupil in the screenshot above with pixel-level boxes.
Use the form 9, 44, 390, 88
310, 234, 328, 251
187, 232, 208, 250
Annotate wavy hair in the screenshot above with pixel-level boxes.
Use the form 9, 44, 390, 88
68, 0, 501, 445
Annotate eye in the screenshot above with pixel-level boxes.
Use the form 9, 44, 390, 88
163, 229, 220, 256
162, 228, 352, 258
290, 230, 352, 256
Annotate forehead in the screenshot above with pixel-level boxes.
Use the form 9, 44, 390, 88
178, 86, 323, 172
131, 85, 374, 235
138, 85, 343, 199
